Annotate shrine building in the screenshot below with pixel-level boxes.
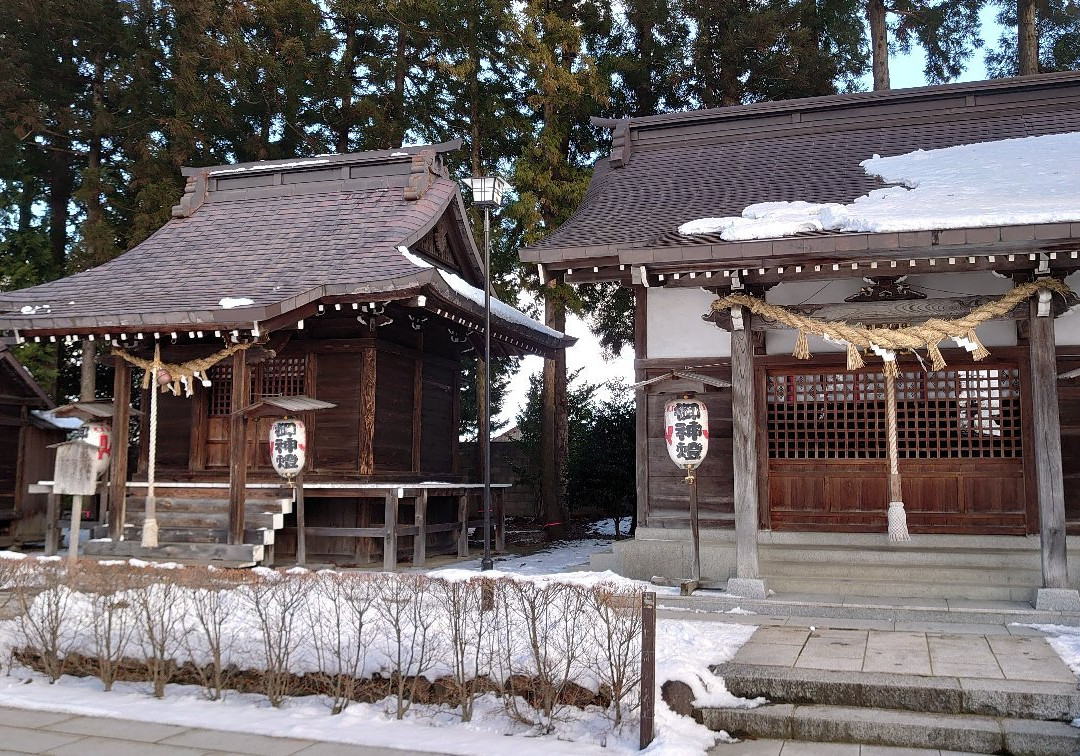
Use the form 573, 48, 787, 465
0, 142, 572, 567
520, 72, 1080, 608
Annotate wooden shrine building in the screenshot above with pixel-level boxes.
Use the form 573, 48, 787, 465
0, 142, 572, 566
0, 344, 70, 546
521, 72, 1080, 608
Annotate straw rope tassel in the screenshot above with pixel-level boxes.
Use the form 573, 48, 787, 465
141, 348, 161, 548
884, 369, 910, 542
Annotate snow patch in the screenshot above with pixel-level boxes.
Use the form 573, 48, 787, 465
209, 159, 331, 176
679, 132, 1080, 241
398, 246, 565, 340
219, 297, 255, 309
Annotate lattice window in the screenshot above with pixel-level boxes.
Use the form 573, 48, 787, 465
206, 356, 307, 416
766, 366, 1022, 460
259, 356, 306, 398
207, 365, 233, 417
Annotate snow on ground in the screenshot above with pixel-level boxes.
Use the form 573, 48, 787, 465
0, 531, 759, 754
588, 517, 634, 537
679, 131, 1080, 241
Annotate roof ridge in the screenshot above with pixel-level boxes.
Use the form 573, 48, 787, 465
591, 72, 1080, 134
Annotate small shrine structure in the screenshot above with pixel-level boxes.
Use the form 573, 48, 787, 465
521, 72, 1080, 608
0, 141, 572, 566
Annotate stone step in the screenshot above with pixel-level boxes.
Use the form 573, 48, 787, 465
146, 527, 275, 545
761, 560, 1043, 586
715, 662, 1080, 721
760, 548, 1044, 570
697, 703, 1080, 755
123, 510, 284, 531
125, 497, 293, 515
760, 574, 1036, 602
83, 539, 262, 565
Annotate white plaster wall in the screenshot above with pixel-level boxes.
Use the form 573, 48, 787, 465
764, 271, 1018, 355
1055, 271, 1080, 346
645, 287, 731, 358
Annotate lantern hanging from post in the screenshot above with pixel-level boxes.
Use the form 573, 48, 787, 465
269, 419, 306, 479
664, 398, 709, 479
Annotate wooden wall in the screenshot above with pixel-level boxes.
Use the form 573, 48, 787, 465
143, 308, 464, 481
642, 369, 735, 528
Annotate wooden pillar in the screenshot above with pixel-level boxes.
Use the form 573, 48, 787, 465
412, 490, 428, 566
359, 347, 376, 475
108, 355, 131, 540
494, 487, 505, 552
1029, 297, 1068, 589
294, 474, 306, 566
383, 489, 399, 571
457, 494, 469, 557
227, 348, 250, 545
634, 285, 650, 527
731, 308, 761, 581
355, 499, 372, 563
44, 493, 60, 556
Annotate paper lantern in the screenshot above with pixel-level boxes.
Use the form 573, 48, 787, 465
82, 423, 112, 479
664, 398, 709, 471
269, 419, 306, 478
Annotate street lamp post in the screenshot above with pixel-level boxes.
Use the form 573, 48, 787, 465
463, 175, 511, 572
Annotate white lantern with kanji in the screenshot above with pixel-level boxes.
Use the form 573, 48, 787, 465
269, 419, 306, 478
82, 423, 112, 479
664, 398, 709, 471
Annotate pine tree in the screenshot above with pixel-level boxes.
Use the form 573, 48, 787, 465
986, 0, 1080, 75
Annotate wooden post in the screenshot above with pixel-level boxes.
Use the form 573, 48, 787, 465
1029, 297, 1069, 589
639, 591, 656, 750
227, 348, 249, 545
634, 285, 649, 528
383, 489, 399, 571
412, 489, 428, 566
359, 348, 376, 476
356, 499, 372, 564
44, 493, 60, 556
494, 487, 505, 552
730, 308, 760, 580
108, 355, 131, 541
295, 474, 306, 567
67, 495, 83, 569
80, 339, 96, 402
689, 477, 700, 582
457, 494, 469, 557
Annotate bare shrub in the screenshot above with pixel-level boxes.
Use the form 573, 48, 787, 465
431, 576, 491, 722
589, 585, 643, 725
307, 572, 376, 714
496, 578, 590, 731
79, 564, 137, 692
183, 567, 249, 700
243, 570, 312, 707
129, 572, 191, 698
14, 561, 75, 683
375, 573, 442, 720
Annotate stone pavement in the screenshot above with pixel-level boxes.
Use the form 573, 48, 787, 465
728, 625, 1075, 681
0, 706, 448, 756
709, 740, 984, 754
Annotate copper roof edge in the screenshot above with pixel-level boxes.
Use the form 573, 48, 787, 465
181, 139, 463, 178
589, 72, 1080, 133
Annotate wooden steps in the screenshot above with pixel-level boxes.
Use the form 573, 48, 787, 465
83, 494, 286, 565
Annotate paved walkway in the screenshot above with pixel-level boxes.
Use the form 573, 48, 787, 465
728, 624, 1074, 681
0, 706, 444, 756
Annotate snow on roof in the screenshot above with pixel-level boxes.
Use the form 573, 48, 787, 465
398, 247, 566, 340
31, 409, 83, 430
679, 131, 1080, 241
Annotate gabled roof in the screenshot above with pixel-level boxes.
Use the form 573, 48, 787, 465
0, 142, 571, 354
0, 344, 54, 409
522, 72, 1080, 271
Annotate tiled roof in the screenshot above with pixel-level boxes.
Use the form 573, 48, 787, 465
526, 73, 1080, 262
0, 145, 572, 350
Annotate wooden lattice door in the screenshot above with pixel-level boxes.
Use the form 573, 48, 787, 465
765, 364, 1028, 534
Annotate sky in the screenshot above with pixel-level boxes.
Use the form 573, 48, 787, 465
497, 14, 1008, 426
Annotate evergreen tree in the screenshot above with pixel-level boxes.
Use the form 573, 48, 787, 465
986, 0, 1080, 75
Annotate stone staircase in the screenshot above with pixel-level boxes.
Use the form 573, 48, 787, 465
698, 626, 1080, 755
756, 532, 1048, 601
83, 492, 292, 566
